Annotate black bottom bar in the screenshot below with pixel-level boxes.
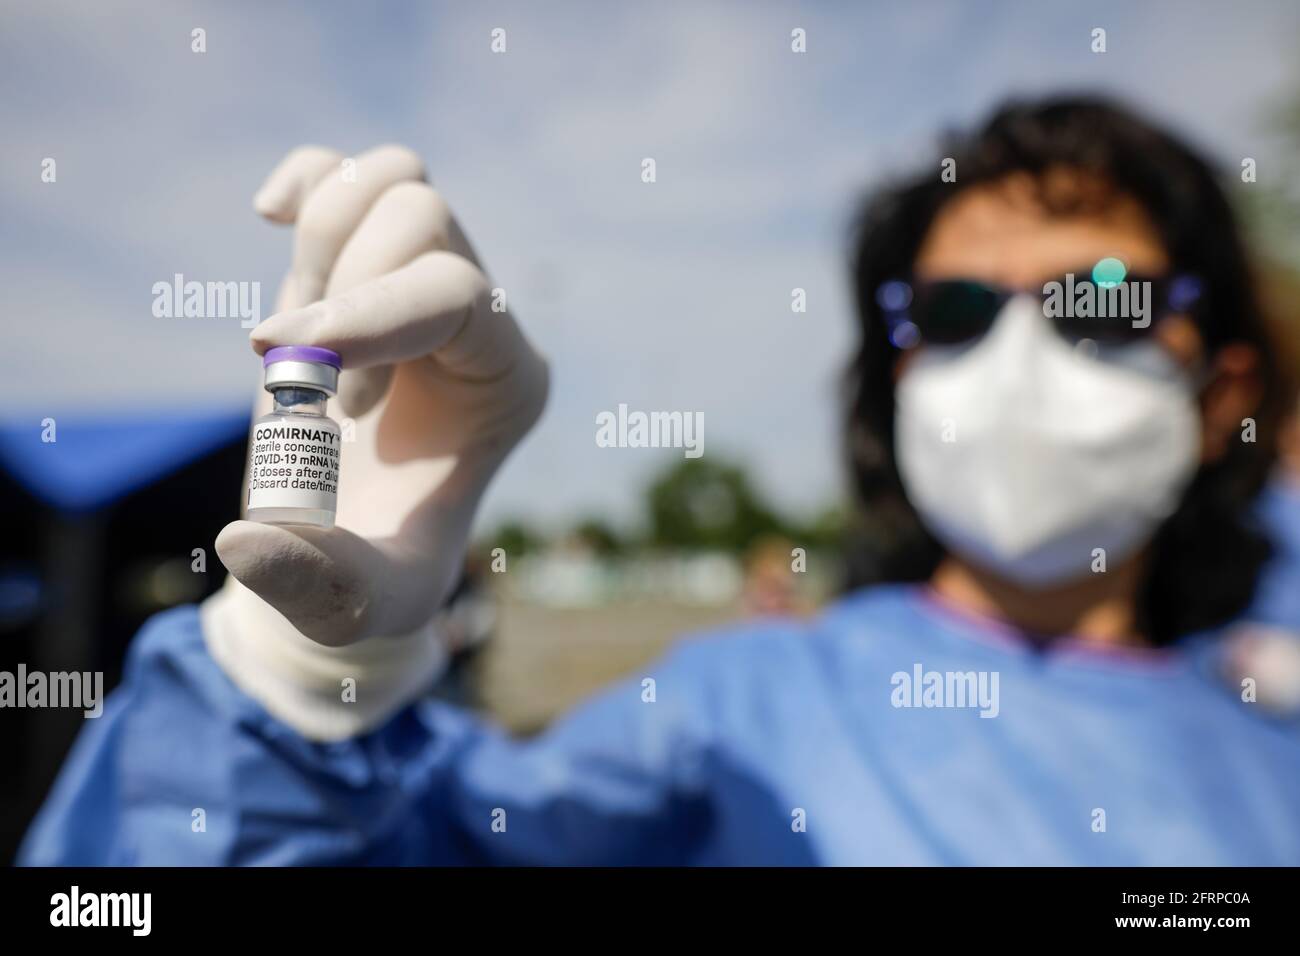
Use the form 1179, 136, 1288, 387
0, 866, 1289, 940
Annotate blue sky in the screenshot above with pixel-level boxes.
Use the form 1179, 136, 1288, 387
2, 0, 1297, 527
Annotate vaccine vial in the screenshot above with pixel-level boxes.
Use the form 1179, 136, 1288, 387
246, 346, 343, 528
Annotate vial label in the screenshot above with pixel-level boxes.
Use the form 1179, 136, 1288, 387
247, 420, 341, 513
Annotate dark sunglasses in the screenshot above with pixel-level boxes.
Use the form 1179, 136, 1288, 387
876, 270, 1203, 350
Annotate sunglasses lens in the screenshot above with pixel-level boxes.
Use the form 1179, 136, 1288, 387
885, 271, 1197, 350
1045, 275, 1165, 344
1053, 313, 1143, 344
912, 281, 1004, 344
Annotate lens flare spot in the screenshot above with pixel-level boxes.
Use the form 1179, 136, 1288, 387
890, 319, 921, 349
1092, 257, 1127, 288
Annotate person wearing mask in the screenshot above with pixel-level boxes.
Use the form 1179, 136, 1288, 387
20, 96, 1300, 865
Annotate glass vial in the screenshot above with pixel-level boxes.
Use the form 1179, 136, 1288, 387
246, 346, 343, 528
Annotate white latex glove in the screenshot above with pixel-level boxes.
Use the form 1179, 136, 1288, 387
201, 144, 548, 740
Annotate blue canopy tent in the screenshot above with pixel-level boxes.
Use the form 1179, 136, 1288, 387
0, 408, 249, 514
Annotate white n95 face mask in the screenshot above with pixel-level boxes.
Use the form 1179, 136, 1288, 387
894, 295, 1201, 586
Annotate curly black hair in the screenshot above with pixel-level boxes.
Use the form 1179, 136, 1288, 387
844, 94, 1289, 645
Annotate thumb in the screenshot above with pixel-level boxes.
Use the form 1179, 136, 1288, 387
215, 521, 380, 646
215, 521, 457, 647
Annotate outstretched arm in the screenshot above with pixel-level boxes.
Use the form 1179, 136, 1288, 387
19, 605, 720, 866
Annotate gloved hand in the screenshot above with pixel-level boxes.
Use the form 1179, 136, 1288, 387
200, 144, 549, 740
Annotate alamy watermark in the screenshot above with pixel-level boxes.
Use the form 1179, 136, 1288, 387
1042, 273, 1151, 329
596, 403, 704, 458
1, 665, 103, 718
50, 886, 151, 936
152, 273, 261, 328
890, 664, 1000, 718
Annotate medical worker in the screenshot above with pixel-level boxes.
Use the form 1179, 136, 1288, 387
20, 96, 1300, 865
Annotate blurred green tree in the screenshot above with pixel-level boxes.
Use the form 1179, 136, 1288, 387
1239, 82, 1300, 266
573, 517, 625, 556
645, 457, 786, 552
487, 520, 544, 559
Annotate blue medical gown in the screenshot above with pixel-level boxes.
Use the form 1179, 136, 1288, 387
1248, 479, 1300, 630
18, 585, 1300, 865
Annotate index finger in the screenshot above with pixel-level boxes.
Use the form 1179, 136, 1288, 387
289, 144, 427, 306
251, 251, 536, 382
253, 145, 345, 224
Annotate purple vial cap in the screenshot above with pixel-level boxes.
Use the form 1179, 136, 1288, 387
263, 345, 343, 369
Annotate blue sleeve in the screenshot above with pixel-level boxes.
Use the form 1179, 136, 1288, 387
17, 605, 720, 865
1247, 480, 1300, 629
